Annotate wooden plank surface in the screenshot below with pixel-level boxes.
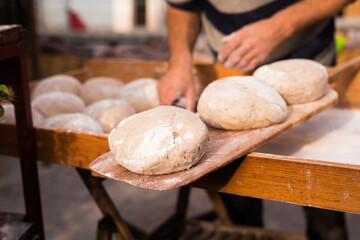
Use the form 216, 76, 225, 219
89, 89, 338, 191
328, 55, 360, 107
0, 25, 21, 45
334, 50, 360, 108
0, 125, 109, 169
193, 152, 360, 214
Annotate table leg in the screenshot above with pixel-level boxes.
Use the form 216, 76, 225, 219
97, 217, 112, 240
206, 190, 233, 226
76, 168, 134, 240
145, 186, 190, 240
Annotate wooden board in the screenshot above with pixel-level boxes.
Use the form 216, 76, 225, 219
90, 89, 338, 191
193, 152, 360, 214
0, 25, 21, 45
0, 124, 109, 169
255, 107, 360, 165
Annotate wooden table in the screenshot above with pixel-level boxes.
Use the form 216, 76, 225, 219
1, 58, 360, 240
0, 25, 44, 239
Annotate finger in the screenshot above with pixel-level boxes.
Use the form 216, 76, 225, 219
221, 32, 236, 43
239, 57, 261, 73
218, 34, 243, 63
158, 85, 179, 106
184, 86, 196, 112
234, 48, 258, 70
157, 84, 168, 105
223, 43, 252, 69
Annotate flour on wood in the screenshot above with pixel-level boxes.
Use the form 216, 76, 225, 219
256, 108, 360, 165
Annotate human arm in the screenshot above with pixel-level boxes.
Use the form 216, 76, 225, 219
218, 0, 354, 72
157, 6, 201, 111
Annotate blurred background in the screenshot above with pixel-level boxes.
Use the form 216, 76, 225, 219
1, 0, 360, 80
0, 0, 219, 81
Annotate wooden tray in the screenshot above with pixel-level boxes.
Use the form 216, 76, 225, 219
90, 89, 338, 191
1, 57, 359, 180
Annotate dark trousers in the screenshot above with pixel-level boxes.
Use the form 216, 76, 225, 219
220, 194, 348, 240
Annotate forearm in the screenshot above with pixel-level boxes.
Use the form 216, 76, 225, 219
167, 6, 201, 70
271, 0, 353, 40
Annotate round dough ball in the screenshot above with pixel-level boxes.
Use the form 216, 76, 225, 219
84, 99, 135, 133
253, 59, 329, 104
109, 106, 209, 175
32, 108, 45, 126
81, 77, 124, 105
118, 78, 160, 112
1, 104, 16, 124
44, 113, 103, 133
0, 103, 44, 126
31, 74, 81, 100
32, 92, 85, 118
197, 76, 287, 130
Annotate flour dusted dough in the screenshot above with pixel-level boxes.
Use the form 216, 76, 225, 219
32, 92, 85, 118
197, 76, 287, 130
253, 59, 329, 104
32, 108, 45, 126
118, 78, 160, 112
81, 77, 124, 105
44, 113, 103, 133
109, 106, 209, 175
84, 99, 135, 133
0, 103, 44, 126
31, 74, 81, 100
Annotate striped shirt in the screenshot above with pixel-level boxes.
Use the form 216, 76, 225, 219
167, 0, 336, 66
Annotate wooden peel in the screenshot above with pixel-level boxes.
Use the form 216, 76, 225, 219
327, 55, 360, 84
90, 90, 338, 191
327, 55, 360, 107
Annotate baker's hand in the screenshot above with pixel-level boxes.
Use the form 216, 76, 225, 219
218, 19, 286, 72
157, 66, 196, 112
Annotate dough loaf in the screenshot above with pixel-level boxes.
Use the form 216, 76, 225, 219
44, 113, 103, 133
109, 106, 209, 175
253, 59, 329, 104
84, 99, 135, 133
197, 76, 287, 130
32, 92, 85, 118
0, 103, 44, 126
118, 78, 160, 112
81, 77, 124, 105
31, 74, 81, 100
